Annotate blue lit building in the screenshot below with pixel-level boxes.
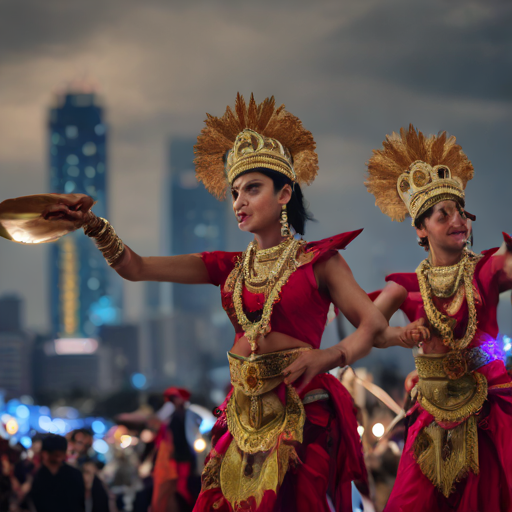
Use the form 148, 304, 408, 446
48, 90, 120, 339
169, 138, 227, 312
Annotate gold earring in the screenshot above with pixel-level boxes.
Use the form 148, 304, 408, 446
280, 204, 291, 237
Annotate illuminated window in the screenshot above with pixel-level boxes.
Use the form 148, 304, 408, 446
64, 181, 76, 193
82, 142, 97, 156
85, 166, 96, 178
66, 126, 78, 139
66, 154, 79, 165
94, 124, 106, 136
85, 185, 96, 197
67, 166, 79, 177
51, 133, 60, 144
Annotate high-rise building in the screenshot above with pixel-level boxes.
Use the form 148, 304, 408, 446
0, 295, 33, 398
168, 138, 227, 312
48, 88, 120, 339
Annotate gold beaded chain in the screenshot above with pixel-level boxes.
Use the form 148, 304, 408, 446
416, 249, 482, 352
243, 238, 292, 294
233, 237, 302, 353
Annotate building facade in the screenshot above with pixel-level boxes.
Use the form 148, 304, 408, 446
48, 90, 120, 339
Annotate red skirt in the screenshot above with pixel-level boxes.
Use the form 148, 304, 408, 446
193, 373, 367, 512
385, 360, 512, 512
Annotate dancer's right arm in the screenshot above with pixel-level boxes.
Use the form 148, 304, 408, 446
49, 203, 212, 285
111, 245, 211, 284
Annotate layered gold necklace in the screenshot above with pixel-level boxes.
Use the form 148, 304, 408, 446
416, 249, 482, 352
232, 237, 302, 353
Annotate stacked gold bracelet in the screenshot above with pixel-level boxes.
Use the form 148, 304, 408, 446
83, 215, 125, 266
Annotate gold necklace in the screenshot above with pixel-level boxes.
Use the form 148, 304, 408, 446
233, 237, 302, 353
425, 259, 466, 298
243, 239, 290, 294
416, 249, 482, 352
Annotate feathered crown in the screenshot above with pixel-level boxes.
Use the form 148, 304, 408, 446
365, 125, 474, 225
194, 93, 318, 199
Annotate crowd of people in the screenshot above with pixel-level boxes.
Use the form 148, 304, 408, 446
0, 387, 208, 512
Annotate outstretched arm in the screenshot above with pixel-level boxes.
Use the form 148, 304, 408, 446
111, 245, 210, 284
48, 200, 212, 285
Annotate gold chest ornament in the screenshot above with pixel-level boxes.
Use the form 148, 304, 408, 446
231, 237, 303, 353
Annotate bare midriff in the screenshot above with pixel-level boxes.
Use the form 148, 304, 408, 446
230, 331, 312, 357
421, 335, 451, 355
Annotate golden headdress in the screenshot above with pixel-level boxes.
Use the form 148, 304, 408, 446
365, 125, 474, 225
194, 93, 318, 199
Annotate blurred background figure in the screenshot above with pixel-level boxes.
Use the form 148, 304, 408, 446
68, 429, 95, 467
29, 434, 85, 512
152, 387, 201, 512
82, 457, 115, 512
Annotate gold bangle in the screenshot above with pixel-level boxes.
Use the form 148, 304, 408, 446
83, 215, 125, 266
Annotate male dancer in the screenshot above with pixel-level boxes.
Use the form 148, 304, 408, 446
366, 125, 512, 511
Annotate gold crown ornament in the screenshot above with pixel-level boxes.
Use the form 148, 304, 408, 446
366, 125, 474, 225
194, 93, 318, 199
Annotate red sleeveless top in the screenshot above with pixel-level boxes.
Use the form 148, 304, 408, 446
200, 230, 363, 349
382, 236, 512, 346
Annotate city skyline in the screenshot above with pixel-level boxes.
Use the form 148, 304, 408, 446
0, 0, 510, 340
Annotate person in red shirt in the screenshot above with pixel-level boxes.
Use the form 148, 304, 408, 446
366, 125, 512, 511
2, 95, 421, 511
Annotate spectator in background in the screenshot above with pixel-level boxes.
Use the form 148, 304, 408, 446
68, 429, 94, 466
82, 458, 115, 512
29, 434, 85, 512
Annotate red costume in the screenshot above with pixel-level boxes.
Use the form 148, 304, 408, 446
194, 231, 367, 512
384, 240, 512, 512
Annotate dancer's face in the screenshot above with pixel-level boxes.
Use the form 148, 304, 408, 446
416, 200, 469, 256
231, 172, 291, 235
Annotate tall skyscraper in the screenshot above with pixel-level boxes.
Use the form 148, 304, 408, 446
48, 87, 120, 339
169, 138, 227, 312
0, 295, 33, 398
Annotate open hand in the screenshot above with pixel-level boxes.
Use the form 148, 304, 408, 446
282, 347, 344, 394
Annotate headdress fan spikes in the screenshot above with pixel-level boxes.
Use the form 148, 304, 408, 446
194, 93, 318, 199
365, 124, 474, 223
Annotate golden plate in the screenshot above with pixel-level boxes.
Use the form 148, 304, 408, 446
0, 193, 93, 244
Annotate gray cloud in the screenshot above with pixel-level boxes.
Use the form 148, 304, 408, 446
0, 0, 510, 331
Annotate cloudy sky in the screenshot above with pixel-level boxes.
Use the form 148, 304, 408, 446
1, 0, 511, 337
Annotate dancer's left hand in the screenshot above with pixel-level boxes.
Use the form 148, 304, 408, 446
282, 347, 344, 394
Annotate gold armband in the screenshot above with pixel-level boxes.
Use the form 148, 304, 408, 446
83, 215, 125, 266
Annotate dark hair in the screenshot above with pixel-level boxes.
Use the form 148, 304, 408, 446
70, 428, 93, 441
235, 168, 314, 235
414, 207, 434, 251
42, 434, 67, 453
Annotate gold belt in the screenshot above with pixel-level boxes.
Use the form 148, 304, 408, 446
218, 348, 310, 510
226, 348, 310, 453
415, 349, 488, 425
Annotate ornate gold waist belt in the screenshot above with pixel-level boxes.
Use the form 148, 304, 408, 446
226, 348, 310, 453
415, 350, 488, 424
221, 349, 310, 509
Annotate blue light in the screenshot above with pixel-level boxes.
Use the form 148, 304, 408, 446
199, 418, 216, 435
503, 335, 512, 353
93, 439, 109, 454
16, 405, 30, 420
131, 373, 147, 389
39, 416, 52, 432
20, 437, 32, 449
92, 420, 106, 435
